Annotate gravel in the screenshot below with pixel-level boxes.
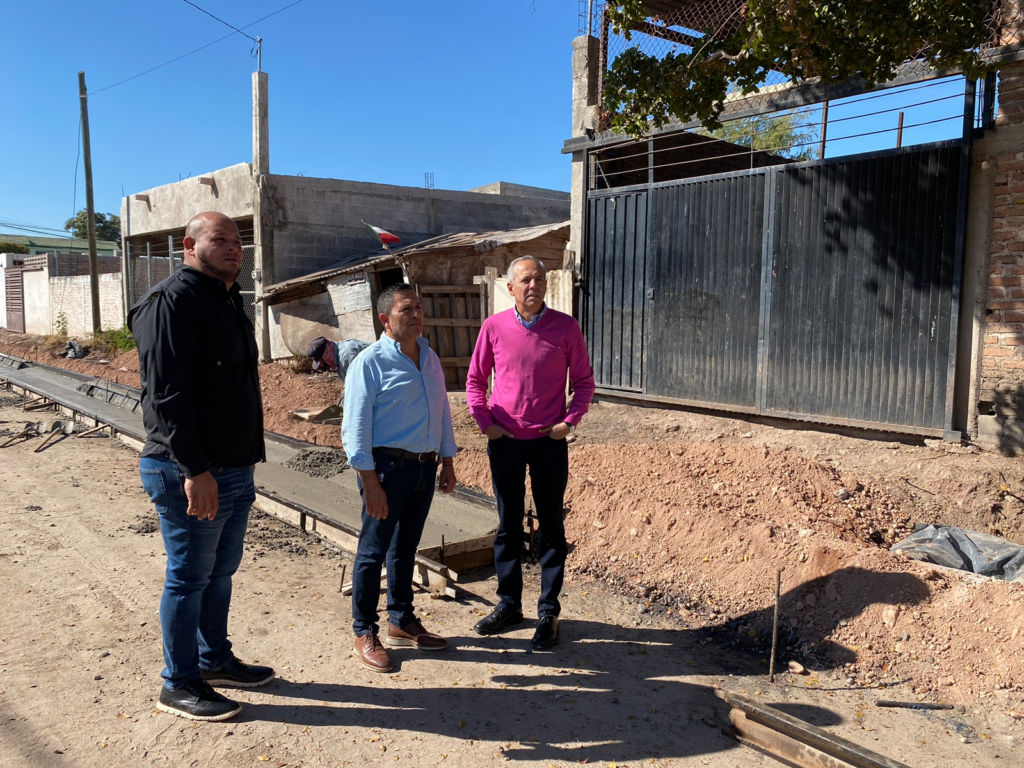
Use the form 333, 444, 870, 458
285, 448, 349, 479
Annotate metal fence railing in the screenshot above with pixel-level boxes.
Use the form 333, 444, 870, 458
126, 221, 256, 325
579, 0, 1024, 133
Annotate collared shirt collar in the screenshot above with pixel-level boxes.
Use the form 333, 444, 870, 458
515, 303, 547, 330
379, 332, 429, 356
180, 265, 238, 296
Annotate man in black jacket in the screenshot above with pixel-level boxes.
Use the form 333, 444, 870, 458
129, 211, 273, 721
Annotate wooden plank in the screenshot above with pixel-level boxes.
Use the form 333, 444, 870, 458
452, 290, 470, 388
439, 357, 472, 367
419, 534, 494, 559
419, 284, 480, 293
423, 318, 481, 328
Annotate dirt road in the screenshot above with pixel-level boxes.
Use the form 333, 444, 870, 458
1, 398, 1018, 767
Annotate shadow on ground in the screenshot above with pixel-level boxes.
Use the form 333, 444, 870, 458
227, 566, 926, 764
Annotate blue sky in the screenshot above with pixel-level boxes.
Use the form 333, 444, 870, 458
1, 0, 578, 232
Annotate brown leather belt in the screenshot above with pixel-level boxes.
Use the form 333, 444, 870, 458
374, 446, 439, 463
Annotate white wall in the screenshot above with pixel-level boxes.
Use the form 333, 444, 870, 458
268, 273, 377, 359
51, 273, 125, 337
23, 268, 51, 335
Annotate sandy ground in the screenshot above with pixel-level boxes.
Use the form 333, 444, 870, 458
1, 396, 1023, 768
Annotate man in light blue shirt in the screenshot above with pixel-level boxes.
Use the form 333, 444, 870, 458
342, 283, 457, 673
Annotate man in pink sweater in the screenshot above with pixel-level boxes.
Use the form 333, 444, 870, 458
466, 256, 595, 648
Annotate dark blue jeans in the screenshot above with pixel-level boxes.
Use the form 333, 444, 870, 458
487, 435, 569, 618
139, 456, 255, 690
352, 450, 438, 636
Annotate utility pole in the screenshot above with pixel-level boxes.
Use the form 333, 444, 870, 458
78, 71, 101, 335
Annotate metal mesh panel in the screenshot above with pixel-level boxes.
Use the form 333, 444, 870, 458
126, 220, 256, 324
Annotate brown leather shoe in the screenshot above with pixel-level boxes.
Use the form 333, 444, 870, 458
386, 618, 448, 651
353, 632, 393, 673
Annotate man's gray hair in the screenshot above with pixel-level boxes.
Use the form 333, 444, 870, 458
506, 255, 547, 282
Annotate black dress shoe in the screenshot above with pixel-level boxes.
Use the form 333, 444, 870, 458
157, 679, 242, 721
531, 616, 559, 648
474, 606, 524, 636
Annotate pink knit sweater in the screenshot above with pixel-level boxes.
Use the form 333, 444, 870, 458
466, 307, 596, 440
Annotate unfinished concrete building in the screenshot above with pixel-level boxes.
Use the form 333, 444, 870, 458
120, 72, 569, 359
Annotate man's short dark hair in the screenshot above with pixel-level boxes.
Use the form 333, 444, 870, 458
377, 283, 417, 315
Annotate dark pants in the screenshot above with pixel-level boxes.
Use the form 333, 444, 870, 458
139, 456, 255, 690
487, 435, 569, 618
351, 450, 438, 636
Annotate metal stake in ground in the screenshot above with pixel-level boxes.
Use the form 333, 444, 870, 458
768, 568, 781, 683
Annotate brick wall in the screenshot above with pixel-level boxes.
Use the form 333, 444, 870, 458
981, 61, 1024, 404
51, 272, 125, 337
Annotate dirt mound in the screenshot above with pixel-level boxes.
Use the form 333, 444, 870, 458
126, 515, 159, 535
0, 332, 142, 387
259, 362, 342, 446
453, 442, 1024, 705
285, 448, 349, 479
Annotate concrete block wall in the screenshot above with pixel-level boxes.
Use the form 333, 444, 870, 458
267, 175, 571, 281
50, 273, 125, 337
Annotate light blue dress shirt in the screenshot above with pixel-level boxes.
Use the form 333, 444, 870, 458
514, 303, 547, 329
342, 333, 457, 471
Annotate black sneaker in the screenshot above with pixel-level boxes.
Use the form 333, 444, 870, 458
202, 655, 276, 688
157, 679, 242, 721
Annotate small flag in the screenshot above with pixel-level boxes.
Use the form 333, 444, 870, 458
363, 221, 401, 247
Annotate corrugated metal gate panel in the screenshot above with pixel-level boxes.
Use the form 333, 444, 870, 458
763, 146, 960, 431
585, 191, 647, 390
583, 140, 966, 436
645, 173, 765, 407
5, 267, 24, 333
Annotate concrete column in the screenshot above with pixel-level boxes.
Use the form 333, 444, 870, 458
568, 35, 600, 273
253, 71, 269, 175
252, 70, 274, 360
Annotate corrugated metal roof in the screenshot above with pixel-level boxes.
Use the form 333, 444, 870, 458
258, 220, 569, 306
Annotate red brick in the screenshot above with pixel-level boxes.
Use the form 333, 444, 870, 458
993, 230, 1019, 242
998, 160, 1024, 172
986, 335, 1000, 344
991, 277, 1022, 286
1011, 266, 1024, 276
1011, 289, 1024, 299
990, 267, 1011, 278
1009, 242, 1024, 252
989, 300, 1024, 309
985, 346, 1014, 356
992, 217, 1024, 229
989, 323, 1024, 332
995, 254, 1021, 264
1003, 336, 1024, 345
998, 360, 1024, 370
1004, 312, 1024, 322
989, 288, 1008, 300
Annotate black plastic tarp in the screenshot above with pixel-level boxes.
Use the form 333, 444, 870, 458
891, 525, 1024, 582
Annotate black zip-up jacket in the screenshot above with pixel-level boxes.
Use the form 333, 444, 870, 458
127, 266, 265, 477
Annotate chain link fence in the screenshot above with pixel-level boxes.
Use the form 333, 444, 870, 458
125, 220, 256, 325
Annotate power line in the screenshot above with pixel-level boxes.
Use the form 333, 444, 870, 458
89, 0, 304, 96
182, 0, 257, 42
0, 221, 76, 238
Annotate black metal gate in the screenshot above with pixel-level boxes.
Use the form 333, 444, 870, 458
584, 141, 967, 437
